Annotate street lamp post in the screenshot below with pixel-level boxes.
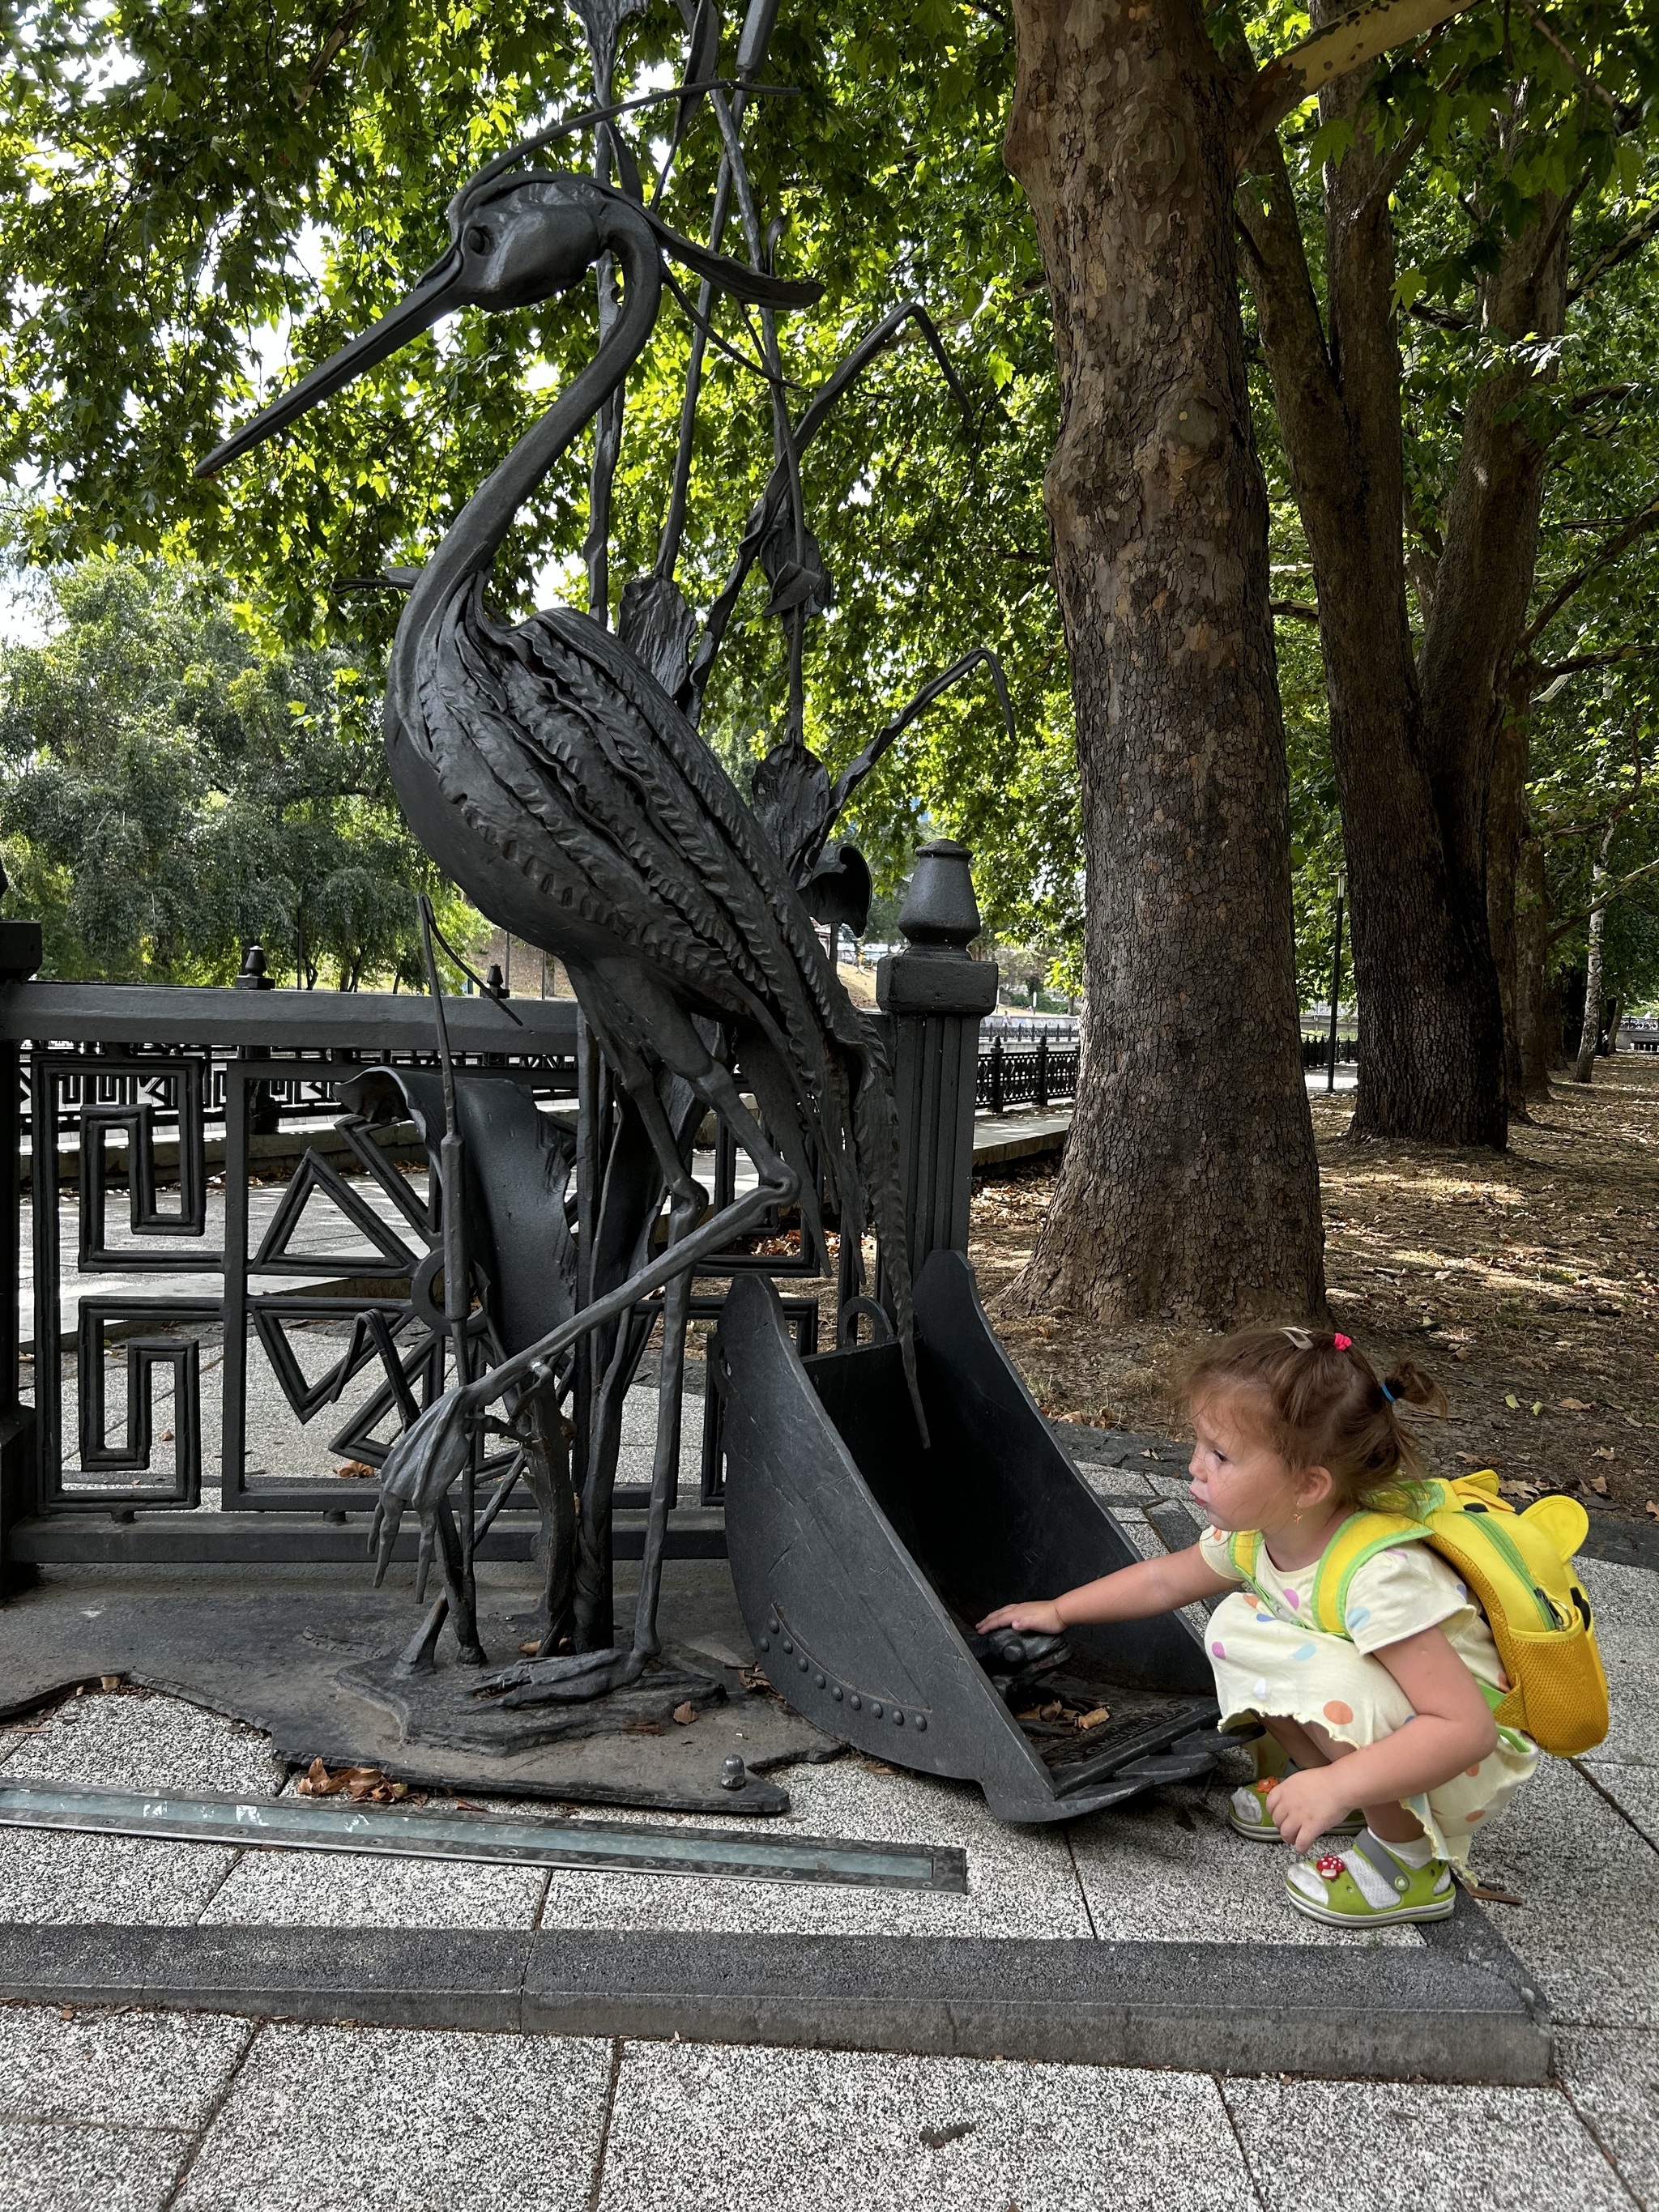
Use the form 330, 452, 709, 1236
1326, 869, 1347, 1094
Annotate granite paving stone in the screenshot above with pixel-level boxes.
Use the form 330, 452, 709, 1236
1555, 2027, 1659, 2206
1222, 2077, 1631, 2211
0, 1690, 285, 1798
1578, 1558, 1658, 1770
0, 2120, 191, 2212
173, 2023, 612, 2212
1069, 1779, 1422, 1948
596, 2041, 1261, 2212
1469, 1753, 1659, 2026
534, 1754, 1091, 1940
1578, 1760, 1659, 1852
0, 2004, 252, 2129
198, 1846, 547, 1929
0, 1827, 237, 1925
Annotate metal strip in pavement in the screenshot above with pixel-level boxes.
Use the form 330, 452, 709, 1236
0, 1780, 967, 1893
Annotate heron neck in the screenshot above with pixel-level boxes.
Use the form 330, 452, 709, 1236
399, 218, 662, 660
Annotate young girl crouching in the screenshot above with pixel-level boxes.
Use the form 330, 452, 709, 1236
979, 1327, 1537, 1929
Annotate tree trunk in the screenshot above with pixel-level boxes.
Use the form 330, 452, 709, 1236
1487, 697, 1529, 1115
1003, 0, 1325, 1327
1573, 829, 1614, 1084
1239, 72, 1568, 1151
1514, 827, 1555, 1099
1238, 123, 1505, 1146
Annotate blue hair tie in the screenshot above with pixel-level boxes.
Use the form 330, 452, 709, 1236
1380, 1381, 1396, 1403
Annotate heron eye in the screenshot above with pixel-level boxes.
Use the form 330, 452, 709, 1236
466, 224, 492, 254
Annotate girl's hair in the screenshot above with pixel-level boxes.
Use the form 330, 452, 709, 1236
1184, 1328, 1447, 1515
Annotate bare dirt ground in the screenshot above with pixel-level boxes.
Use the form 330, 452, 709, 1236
970, 1058, 1659, 1525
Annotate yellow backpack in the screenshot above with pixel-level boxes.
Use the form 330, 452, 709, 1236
1226, 1471, 1609, 1758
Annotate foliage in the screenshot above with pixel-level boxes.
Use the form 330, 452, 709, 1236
0, 552, 471, 983
0, 0, 1078, 953
1237, 0, 1659, 1016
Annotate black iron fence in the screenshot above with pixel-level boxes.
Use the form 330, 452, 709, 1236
0, 948, 988, 1578
1302, 1033, 1358, 1071
976, 1034, 1081, 1115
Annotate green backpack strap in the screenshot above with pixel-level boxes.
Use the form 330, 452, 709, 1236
1226, 1529, 1265, 1600
1308, 1510, 1431, 1636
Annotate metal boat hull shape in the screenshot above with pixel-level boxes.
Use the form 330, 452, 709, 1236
721, 1251, 1221, 1822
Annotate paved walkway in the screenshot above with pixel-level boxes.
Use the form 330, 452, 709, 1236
0, 1434, 1653, 2207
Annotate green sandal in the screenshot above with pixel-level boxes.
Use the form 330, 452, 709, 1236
1285, 1830, 1455, 1927
1227, 1775, 1363, 1844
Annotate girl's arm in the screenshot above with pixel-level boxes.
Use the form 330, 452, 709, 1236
1267, 1624, 1500, 1853
977, 1543, 1237, 1636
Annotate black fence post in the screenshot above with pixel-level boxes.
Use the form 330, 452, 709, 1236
0, 914, 41, 1595
876, 840, 999, 1294
1035, 1032, 1049, 1111
990, 1038, 1004, 1116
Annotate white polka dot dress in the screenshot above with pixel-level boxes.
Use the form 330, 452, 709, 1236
1197, 1528, 1539, 1865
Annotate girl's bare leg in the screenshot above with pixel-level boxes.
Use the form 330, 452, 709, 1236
1260, 1715, 1427, 1846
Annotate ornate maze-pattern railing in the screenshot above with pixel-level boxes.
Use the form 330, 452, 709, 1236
0, 983, 820, 1565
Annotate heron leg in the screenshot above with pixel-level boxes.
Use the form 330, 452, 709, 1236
394, 1494, 484, 1675
572, 1064, 708, 1660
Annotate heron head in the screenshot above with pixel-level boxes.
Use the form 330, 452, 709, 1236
196, 160, 818, 479
446, 173, 609, 313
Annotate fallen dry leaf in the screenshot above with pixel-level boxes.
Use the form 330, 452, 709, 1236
1593, 1447, 1616, 1460
1647, 1501, 1659, 1522
624, 1718, 663, 1736
1455, 1871, 1524, 1906
672, 1701, 698, 1725
1504, 1393, 1520, 1409
1016, 1699, 1064, 1724
335, 1460, 376, 1480
1075, 1707, 1112, 1732
1589, 1475, 1610, 1496
159, 1429, 173, 1443
518, 1640, 542, 1656
861, 1758, 897, 1776
738, 1664, 774, 1694
100, 1674, 120, 1692
296, 1757, 407, 1804
1559, 1398, 1593, 1412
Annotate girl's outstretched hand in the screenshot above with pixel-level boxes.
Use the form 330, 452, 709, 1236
1266, 1767, 1360, 1856
975, 1600, 1064, 1636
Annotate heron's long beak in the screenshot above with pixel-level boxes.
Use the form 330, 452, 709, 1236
195, 249, 466, 479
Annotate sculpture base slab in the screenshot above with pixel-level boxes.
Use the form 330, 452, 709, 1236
0, 1558, 832, 1815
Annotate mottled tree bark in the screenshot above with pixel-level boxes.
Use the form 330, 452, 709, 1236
1573, 825, 1614, 1084
1004, 0, 1325, 1326
1239, 59, 1567, 1149
1513, 827, 1555, 1098
1487, 699, 1530, 1115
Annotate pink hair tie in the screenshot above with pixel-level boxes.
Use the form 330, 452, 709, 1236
1332, 1333, 1353, 1351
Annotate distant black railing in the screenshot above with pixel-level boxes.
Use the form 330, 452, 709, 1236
15, 1035, 579, 1140
1303, 1034, 1358, 1071
976, 1035, 1081, 1115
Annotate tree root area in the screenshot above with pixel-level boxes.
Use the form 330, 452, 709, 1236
970, 1060, 1659, 1527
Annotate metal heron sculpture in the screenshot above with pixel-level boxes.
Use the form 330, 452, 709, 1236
198, 162, 923, 1699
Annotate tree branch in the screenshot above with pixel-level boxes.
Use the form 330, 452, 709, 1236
1520, 494, 1659, 651
1535, 645, 1651, 686
1270, 597, 1321, 621
1546, 855, 1659, 943
1356, 58, 1464, 228
1569, 201, 1659, 306
1240, 0, 1485, 163
1520, 6, 1636, 123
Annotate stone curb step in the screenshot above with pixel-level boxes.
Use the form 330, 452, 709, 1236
0, 1903, 1550, 2083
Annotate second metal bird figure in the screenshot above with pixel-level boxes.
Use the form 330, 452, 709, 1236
198, 158, 922, 1697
